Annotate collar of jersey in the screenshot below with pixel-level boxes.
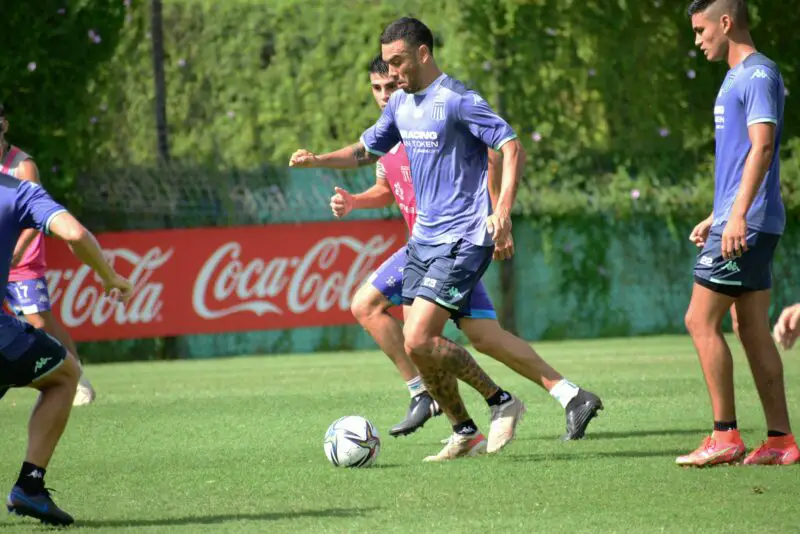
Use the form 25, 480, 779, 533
412, 72, 447, 97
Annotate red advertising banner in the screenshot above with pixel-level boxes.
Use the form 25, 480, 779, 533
41, 220, 407, 342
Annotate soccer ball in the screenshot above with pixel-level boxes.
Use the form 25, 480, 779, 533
324, 416, 381, 468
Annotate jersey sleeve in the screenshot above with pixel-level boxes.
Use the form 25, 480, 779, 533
741, 67, 780, 127
360, 100, 402, 156
15, 181, 67, 234
457, 91, 517, 151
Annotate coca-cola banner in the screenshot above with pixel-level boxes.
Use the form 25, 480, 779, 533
42, 220, 407, 342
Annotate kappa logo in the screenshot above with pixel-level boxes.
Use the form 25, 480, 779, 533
751, 68, 768, 80
722, 260, 740, 273
431, 101, 446, 121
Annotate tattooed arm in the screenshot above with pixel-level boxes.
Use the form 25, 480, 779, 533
289, 141, 380, 170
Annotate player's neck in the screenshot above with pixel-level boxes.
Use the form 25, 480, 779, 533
414, 67, 444, 94
0, 141, 7, 159
726, 35, 756, 69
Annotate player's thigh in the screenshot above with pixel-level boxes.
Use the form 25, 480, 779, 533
460, 318, 505, 354
0, 323, 72, 395
685, 282, 737, 331
355, 246, 405, 317
403, 298, 451, 350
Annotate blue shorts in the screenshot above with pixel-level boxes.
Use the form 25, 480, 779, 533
0, 321, 67, 400
400, 238, 495, 318
368, 245, 496, 320
693, 228, 780, 297
6, 277, 52, 316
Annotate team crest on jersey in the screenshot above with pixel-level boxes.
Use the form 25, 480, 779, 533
400, 166, 412, 183
393, 182, 404, 200
432, 101, 446, 121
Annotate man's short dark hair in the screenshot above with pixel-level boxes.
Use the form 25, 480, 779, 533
368, 54, 389, 76
380, 17, 434, 56
687, 0, 749, 26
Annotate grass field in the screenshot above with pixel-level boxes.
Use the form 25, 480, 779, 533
1, 335, 799, 533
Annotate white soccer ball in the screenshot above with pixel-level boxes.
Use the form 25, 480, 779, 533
324, 416, 381, 468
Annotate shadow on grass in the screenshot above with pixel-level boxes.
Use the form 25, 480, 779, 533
509, 427, 717, 443
504, 449, 689, 462
74, 507, 380, 529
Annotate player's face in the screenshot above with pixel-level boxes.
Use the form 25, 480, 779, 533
369, 73, 399, 111
691, 11, 731, 62
382, 39, 427, 93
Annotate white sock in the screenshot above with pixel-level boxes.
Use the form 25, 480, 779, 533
550, 379, 580, 409
407, 376, 426, 398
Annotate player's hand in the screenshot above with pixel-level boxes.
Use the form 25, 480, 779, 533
289, 149, 319, 168
721, 216, 747, 260
493, 233, 515, 260
689, 217, 713, 248
102, 274, 134, 303
486, 209, 511, 245
773, 303, 800, 350
330, 186, 354, 218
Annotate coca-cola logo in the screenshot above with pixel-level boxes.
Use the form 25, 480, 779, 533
192, 235, 397, 319
46, 247, 172, 328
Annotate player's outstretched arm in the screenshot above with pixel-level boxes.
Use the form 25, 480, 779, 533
48, 212, 133, 301
289, 142, 381, 170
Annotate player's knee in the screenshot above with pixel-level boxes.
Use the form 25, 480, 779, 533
403, 324, 431, 357
684, 309, 706, 336
57, 353, 81, 391
350, 292, 381, 325
465, 327, 496, 355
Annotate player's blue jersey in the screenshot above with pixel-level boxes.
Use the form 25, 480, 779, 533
360, 73, 517, 247
0, 173, 66, 353
713, 52, 785, 235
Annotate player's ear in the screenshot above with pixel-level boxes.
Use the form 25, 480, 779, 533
720, 14, 732, 34
418, 44, 430, 64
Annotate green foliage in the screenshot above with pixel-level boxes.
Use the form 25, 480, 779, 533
0, 0, 126, 202
6, 0, 800, 222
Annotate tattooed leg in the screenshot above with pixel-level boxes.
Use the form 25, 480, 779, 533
403, 301, 501, 424
413, 359, 470, 426
432, 336, 500, 399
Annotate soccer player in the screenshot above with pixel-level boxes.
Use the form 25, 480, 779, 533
0, 104, 97, 406
678, 0, 798, 466
773, 303, 800, 351
1, 172, 133, 525
291, 17, 528, 461
332, 55, 602, 441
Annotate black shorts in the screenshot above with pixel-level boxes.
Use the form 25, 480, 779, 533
693, 228, 780, 297
0, 323, 67, 400
401, 237, 494, 316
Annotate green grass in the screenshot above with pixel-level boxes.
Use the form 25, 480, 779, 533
1, 335, 799, 533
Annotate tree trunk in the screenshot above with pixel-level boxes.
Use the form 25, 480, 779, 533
150, 0, 180, 359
